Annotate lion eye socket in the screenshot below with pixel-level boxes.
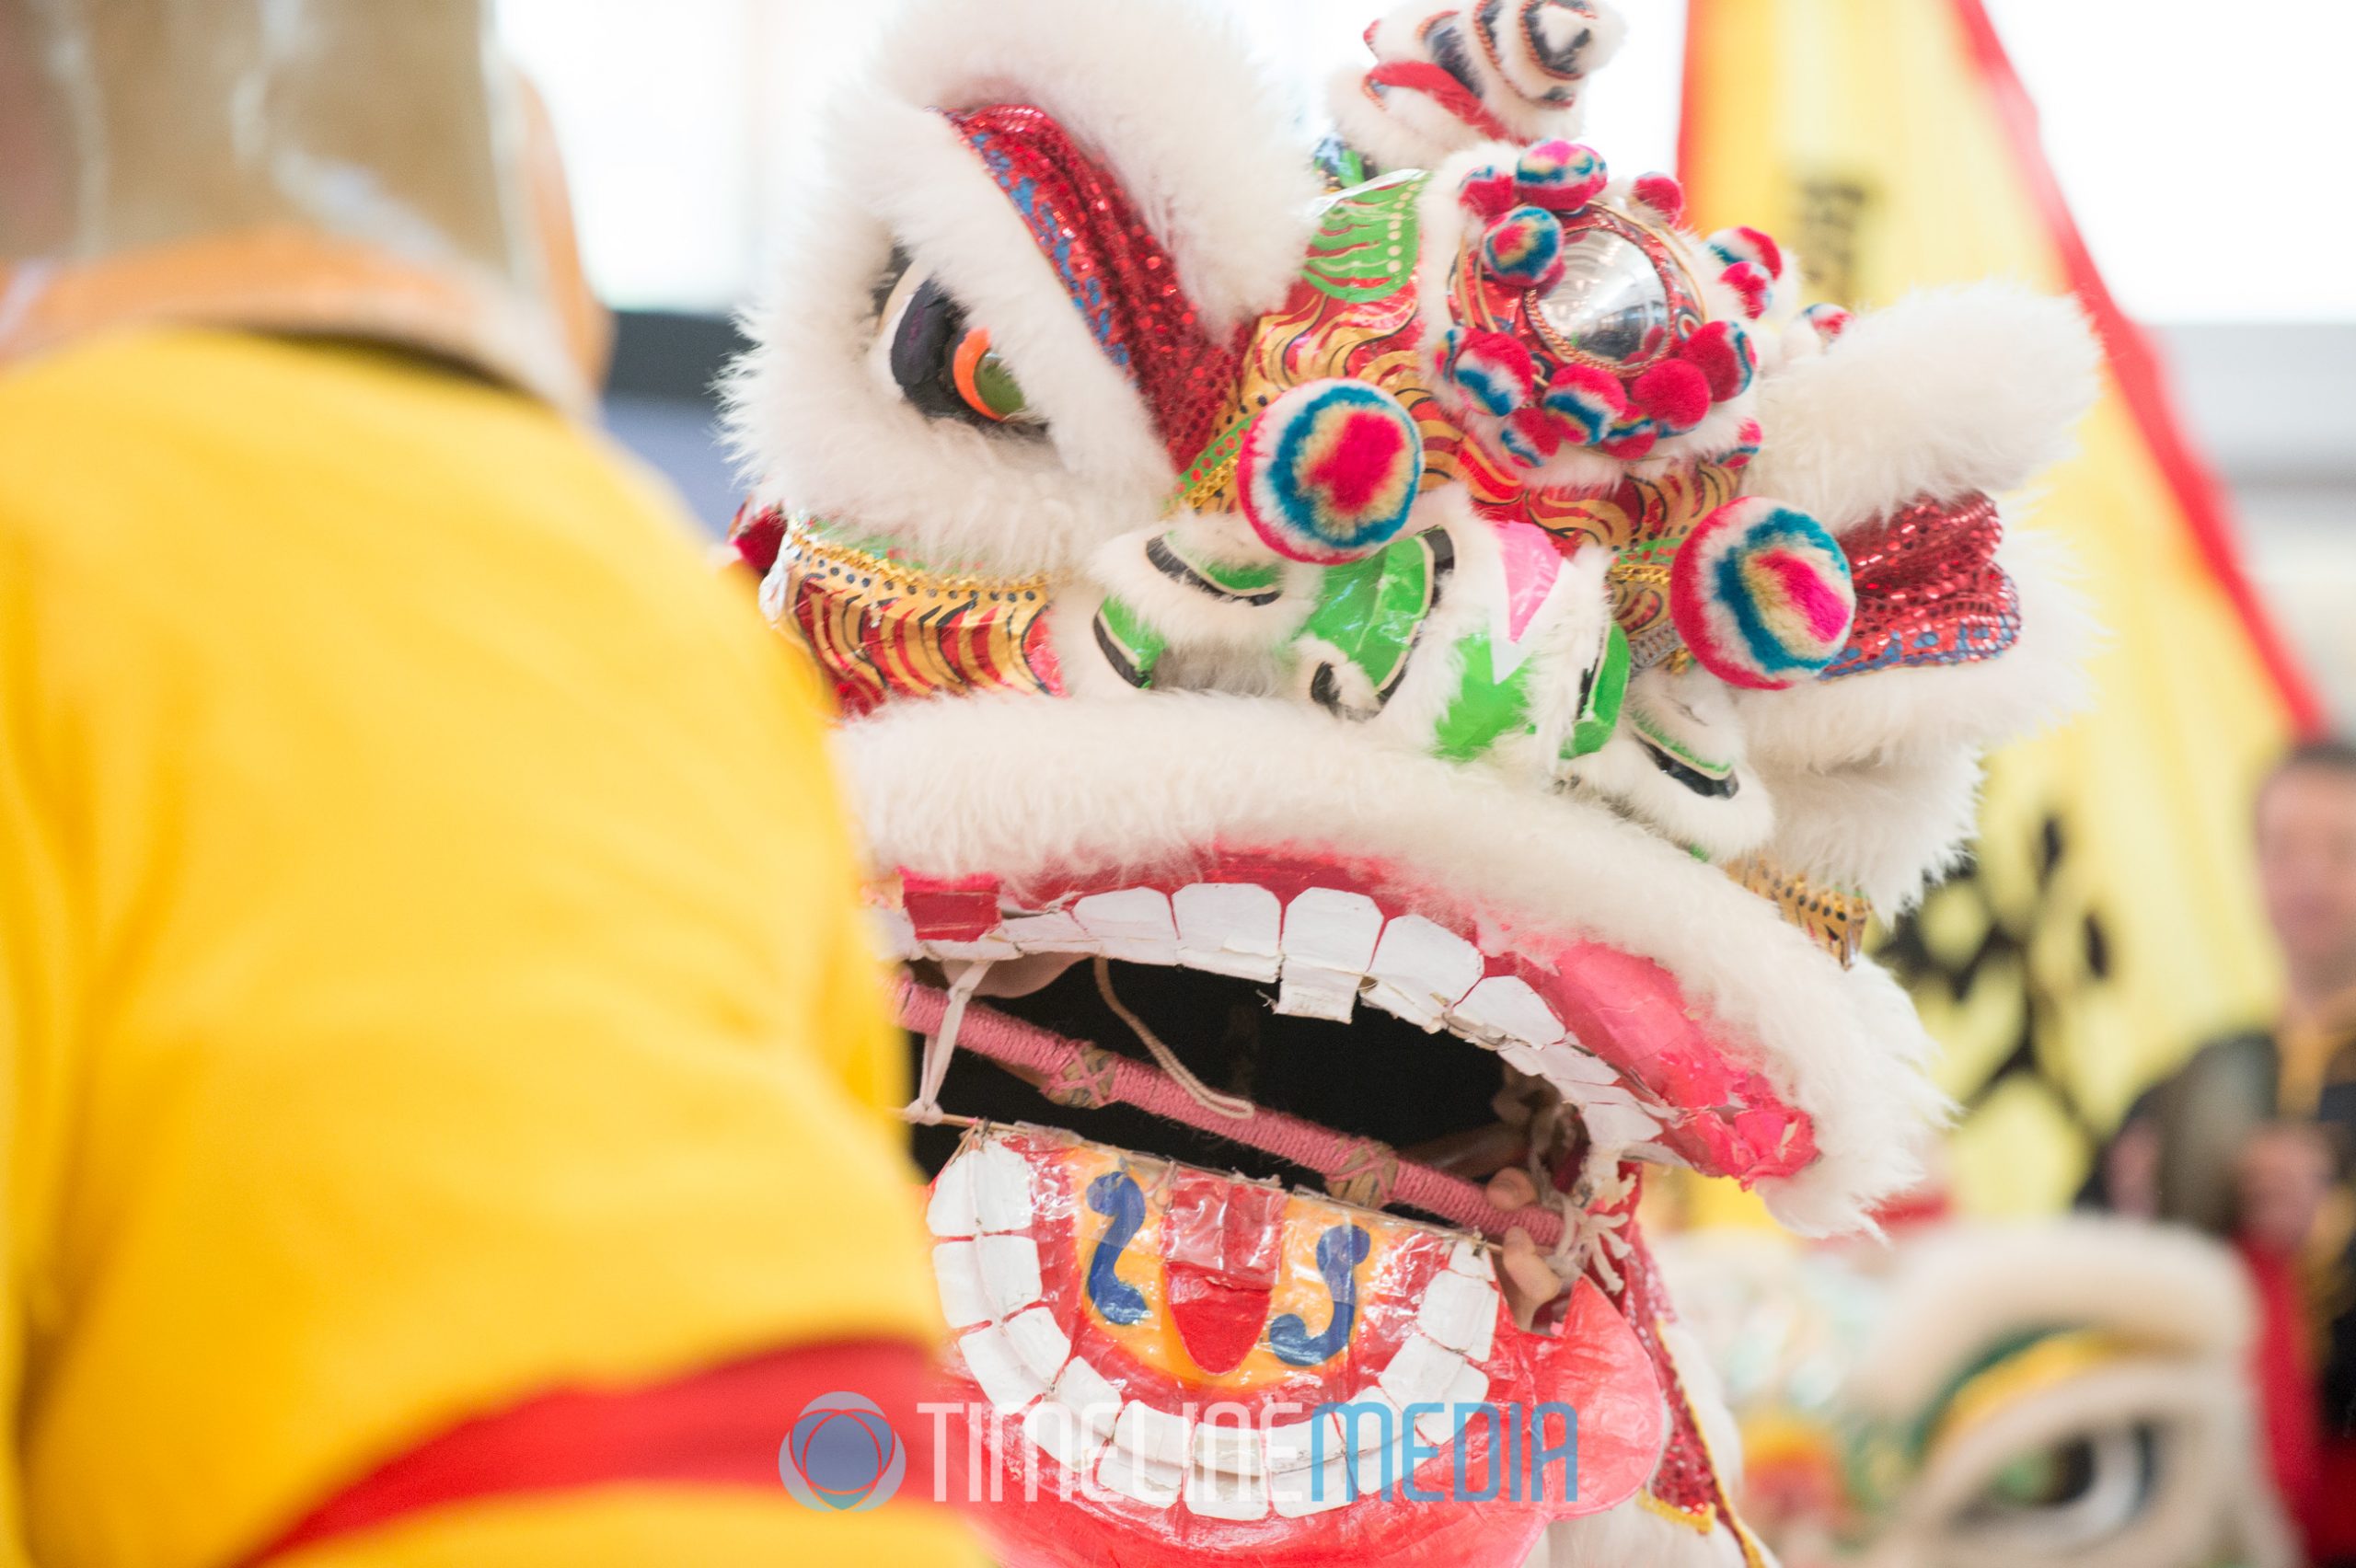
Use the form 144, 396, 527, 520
1954, 1424, 2159, 1554
877, 267, 1038, 430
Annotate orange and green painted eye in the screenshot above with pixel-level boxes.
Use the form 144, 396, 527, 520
952, 328, 1031, 423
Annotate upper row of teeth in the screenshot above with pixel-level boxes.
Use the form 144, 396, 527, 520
877, 881, 1671, 1152
930, 1137, 1511, 1521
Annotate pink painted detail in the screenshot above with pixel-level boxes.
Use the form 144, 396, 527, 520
901, 871, 1002, 943
1759, 548, 1854, 643
1496, 521, 1566, 642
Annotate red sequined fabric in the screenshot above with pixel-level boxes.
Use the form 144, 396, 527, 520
944, 104, 1247, 468
1611, 1223, 1725, 1526
1828, 491, 2019, 678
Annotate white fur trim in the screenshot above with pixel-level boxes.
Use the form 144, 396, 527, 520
727, 0, 1322, 574
1745, 284, 2102, 532
1751, 747, 1982, 915
1565, 667, 1776, 861
1846, 1217, 2256, 1417
726, 107, 1172, 573
836, 693, 1945, 1233
1087, 525, 1315, 651
872, 0, 1315, 332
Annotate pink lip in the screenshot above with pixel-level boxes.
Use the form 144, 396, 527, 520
895, 845, 1816, 1189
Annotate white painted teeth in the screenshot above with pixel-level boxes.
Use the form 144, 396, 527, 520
1274, 887, 1383, 1021
1447, 974, 1566, 1051
899, 881, 1686, 1182
1364, 915, 1485, 1032
1074, 888, 1180, 964
1173, 882, 1283, 982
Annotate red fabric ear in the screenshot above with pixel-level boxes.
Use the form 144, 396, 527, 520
944, 104, 1243, 468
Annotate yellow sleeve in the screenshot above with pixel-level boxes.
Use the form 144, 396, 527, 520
0, 330, 977, 1568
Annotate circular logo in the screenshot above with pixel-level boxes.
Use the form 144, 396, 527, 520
780, 1391, 906, 1513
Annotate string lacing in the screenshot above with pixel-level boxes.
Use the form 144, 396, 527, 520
1551, 1141, 1636, 1293
903, 959, 997, 1125
1092, 957, 1256, 1121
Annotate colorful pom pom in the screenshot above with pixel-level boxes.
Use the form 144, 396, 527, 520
1236, 379, 1426, 565
1800, 302, 1854, 345
1499, 406, 1565, 468
1720, 262, 1774, 321
1458, 162, 1521, 221
1450, 329, 1540, 416
1631, 359, 1713, 436
1480, 206, 1566, 292
1677, 319, 1757, 403
1706, 225, 1786, 282
1514, 140, 1608, 212
1541, 363, 1629, 447
1631, 172, 1687, 226
1670, 499, 1856, 690
1600, 415, 1658, 461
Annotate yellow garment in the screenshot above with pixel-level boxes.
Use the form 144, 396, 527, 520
1683, 0, 2309, 1216
0, 329, 974, 1567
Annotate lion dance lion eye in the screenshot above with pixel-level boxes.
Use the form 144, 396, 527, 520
881, 270, 1037, 429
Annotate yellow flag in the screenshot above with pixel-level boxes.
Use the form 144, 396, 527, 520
1681, 0, 2324, 1214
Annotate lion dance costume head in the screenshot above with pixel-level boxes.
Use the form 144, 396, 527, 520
725, 3, 2099, 1564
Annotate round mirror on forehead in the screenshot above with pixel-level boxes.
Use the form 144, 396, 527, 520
1529, 212, 1699, 372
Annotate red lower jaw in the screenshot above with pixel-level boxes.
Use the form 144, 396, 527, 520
926, 1127, 1686, 1568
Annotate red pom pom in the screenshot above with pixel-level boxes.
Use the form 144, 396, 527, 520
1727, 225, 1785, 281
1458, 162, 1521, 221
1500, 406, 1566, 468
1451, 329, 1541, 416
1721, 262, 1773, 320
1677, 320, 1756, 403
1601, 417, 1658, 461
1630, 360, 1713, 436
1632, 173, 1687, 226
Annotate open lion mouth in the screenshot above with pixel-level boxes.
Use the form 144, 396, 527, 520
888, 847, 1819, 1214
880, 832, 1834, 1543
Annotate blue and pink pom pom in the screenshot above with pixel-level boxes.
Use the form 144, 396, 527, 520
1670, 499, 1855, 690
1450, 329, 1540, 416
1481, 206, 1567, 291
1237, 379, 1426, 565
1458, 161, 1521, 221
1542, 363, 1629, 447
1514, 141, 1608, 212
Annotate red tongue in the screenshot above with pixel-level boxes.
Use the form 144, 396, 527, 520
1161, 1173, 1286, 1375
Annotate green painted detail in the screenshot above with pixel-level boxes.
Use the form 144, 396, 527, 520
1631, 707, 1735, 780
1175, 543, 1281, 597
971, 350, 1028, 420
1563, 624, 1632, 760
1431, 633, 1534, 763
1301, 169, 1426, 304
1094, 594, 1168, 687
1296, 531, 1437, 695
1168, 415, 1251, 514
